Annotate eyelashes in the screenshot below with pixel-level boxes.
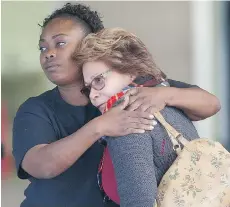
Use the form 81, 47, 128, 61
38, 42, 67, 52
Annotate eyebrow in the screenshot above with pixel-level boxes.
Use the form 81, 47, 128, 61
39, 33, 68, 42
84, 73, 101, 85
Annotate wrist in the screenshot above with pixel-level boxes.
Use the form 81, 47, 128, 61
88, 116, 105, 140
164, 87, 179, 107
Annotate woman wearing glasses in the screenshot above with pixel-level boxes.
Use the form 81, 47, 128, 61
75, 28, 203, 207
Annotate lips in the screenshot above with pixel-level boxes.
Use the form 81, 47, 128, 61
44, 62, 60, 71
97, 103, 106, 111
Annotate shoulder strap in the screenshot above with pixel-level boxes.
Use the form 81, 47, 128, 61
153, 111, 189, 154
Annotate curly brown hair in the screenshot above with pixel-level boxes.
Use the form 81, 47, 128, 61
74, 27, 166, 80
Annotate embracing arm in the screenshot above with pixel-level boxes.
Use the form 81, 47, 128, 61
167, 79, 221, 121
13, 99, 154, 179
13, 102, 103, 179
166, 87, 220, 121
126, 80, 221, 121
20, 120, 102, 179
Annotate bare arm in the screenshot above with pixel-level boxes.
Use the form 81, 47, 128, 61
20, 100, 155, 179
22, 119, 101, 179
126, 86, 221, 121
166, 87, 221, 120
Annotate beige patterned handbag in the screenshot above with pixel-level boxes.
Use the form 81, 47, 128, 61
153, 111, 230, 207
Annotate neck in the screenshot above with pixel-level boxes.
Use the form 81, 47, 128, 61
58, 82, 89, 106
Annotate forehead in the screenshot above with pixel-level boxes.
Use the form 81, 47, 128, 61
40, 17, 85, 40
83, 61, 109, 80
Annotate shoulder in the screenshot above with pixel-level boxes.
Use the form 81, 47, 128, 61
159, 107, 193, 129
155, 106, 199, 138
160, 106, 188, 122
15, 88, 57, 121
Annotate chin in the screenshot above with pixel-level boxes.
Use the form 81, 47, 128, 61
47, 74, 77, 86
99, 108, 104, 113
97, 103, 106, 113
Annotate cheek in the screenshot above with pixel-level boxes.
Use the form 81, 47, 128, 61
103, 79, 125, 97
40, 54, 48, 72
40, 53, 45, 65
62, 50, 72, 64
59, 45, 75, 64
64, 53, 79, 74
92, 87, 115, 105
100, 88, 115, 99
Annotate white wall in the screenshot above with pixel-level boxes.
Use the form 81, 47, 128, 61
1, 1, 55, 74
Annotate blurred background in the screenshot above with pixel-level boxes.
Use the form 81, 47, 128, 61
1, 1, 230, 206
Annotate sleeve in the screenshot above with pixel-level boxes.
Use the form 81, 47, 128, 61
12, 98, 57, 179
167, 79, 198, 88
107, 134, 157, 207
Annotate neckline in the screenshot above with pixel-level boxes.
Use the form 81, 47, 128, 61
53, 86, 92, 109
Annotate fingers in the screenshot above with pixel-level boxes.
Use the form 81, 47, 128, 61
119, 127, 150, 136
146, 105, 165, 114
124, 128, 146, 135
127, 98, 165, 113
136, 105, 153, 112
126, 99, 141, 111
120, 113, 158, 135
127, 96, 138, 108
127, 117, 157, 126
103, 106, 159, 137
125, 88, 141, 105
126, 110, 154, 120
127, 100, 152, 112
127, 95, 152, 112
121, 122, 157, 135
120, 95, 130, 110
125, 87, 140, 96
128, 122, 155, 131
126, 90, 140, 106
113, 95, 130, 111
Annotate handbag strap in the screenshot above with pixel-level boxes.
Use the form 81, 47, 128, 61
153, 111, 188, 154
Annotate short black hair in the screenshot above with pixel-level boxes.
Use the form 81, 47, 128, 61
42, 3, 104, 33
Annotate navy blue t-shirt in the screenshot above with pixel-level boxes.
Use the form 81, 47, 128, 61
12, 87, 107, 207
12, 80, 196, 207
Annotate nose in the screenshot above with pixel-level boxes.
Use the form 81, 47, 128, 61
89, 88, 100, 103
45, 49, 56, 60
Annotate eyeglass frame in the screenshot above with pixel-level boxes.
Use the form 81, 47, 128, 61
81, 70, 112, 97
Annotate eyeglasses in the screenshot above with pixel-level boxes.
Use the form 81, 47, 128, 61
81, 70, 112, 97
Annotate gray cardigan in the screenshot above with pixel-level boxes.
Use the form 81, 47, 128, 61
106, 106, 199, 207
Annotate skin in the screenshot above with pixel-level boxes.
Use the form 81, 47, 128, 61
21, 17, 220, 179
39, 18, 88, 105
83, 61, 135, 112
